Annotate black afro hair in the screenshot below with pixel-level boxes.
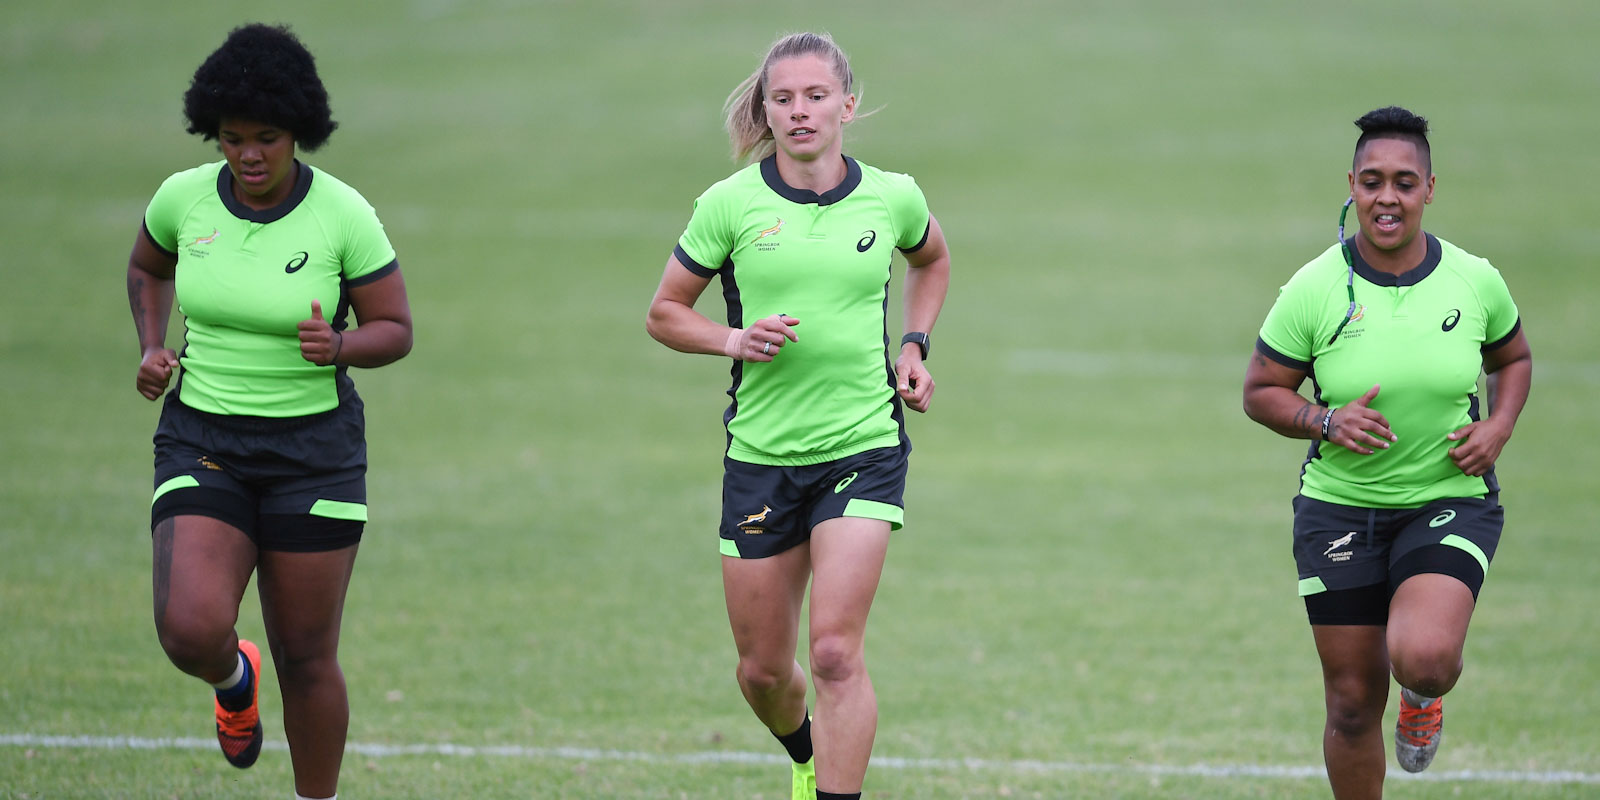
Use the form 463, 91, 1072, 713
183, 23, 337, 151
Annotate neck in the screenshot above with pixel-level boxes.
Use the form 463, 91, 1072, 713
1354, 230, 1429, 276
774, 151, 846, 195
234, 161, 298, 211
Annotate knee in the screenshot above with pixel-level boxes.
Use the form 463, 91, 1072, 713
1323, 677, 1386, 738
264, 635, 339, 685
1391, 647, 1463, 698
736, 656, 792, 697
808, 634, 863, 685
154, 610, 236, 674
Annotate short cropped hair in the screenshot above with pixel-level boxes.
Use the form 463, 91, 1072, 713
183, 23, 337, 151
1353, 106, 1430, 174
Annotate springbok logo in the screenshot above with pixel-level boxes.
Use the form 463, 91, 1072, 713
1348, 304, 1366, 323
739, 505, 772, 526
1324, 531, 1358, 557
192, 228, 219, 245
755, 218, 784, 240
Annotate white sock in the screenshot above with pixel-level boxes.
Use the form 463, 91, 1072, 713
209, 651, 246, 691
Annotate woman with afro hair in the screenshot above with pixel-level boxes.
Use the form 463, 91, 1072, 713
125, 23, 412, 800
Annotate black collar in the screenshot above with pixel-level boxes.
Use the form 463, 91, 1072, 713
1348, 233, 1441, 287
217, 160, 313, 223
760, 155, 861, 206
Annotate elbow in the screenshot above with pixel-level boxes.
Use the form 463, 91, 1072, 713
1242, 390, 1266, 425
644, 303, 669, 345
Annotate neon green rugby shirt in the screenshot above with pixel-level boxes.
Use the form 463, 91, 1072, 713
674, 156, 931, 466
1257, 234, 1520, 507
144, 161, 397, 417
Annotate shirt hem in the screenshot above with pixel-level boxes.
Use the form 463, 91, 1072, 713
726, 435, 901, 467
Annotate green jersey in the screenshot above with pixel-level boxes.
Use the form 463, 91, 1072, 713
1257, 234, 1521, 507
144, 161, 397, 417
674, 156, 931, 466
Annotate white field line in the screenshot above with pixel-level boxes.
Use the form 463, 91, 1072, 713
3, 734, 1597, 785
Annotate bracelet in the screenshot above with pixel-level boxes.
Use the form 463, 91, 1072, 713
1320, 406, 1336, 441
331, 330, 344, 364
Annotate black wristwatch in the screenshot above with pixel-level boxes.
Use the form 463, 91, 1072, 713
900, 332, 931, 360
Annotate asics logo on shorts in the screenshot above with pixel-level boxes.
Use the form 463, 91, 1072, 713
835, 472, 859, 493
739, 505, 772, 526
1324, 531, 1358, 557
1429, 509, 1457, 527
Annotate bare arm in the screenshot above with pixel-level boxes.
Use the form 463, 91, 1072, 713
894, 215, 949, 413
127, 226, 180, 400
1447, 328, 1532, 476
645, 254, 797, 362
1243, 345, 1396, 454
297, 268, 413, 368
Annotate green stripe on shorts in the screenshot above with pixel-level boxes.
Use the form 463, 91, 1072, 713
309, 499, 368, 522
1298, 576, 1328, 597
1440, 533, 1490, 576
843, 499, 903, 530
720, 538, 741, 558
151, 475, 200, 506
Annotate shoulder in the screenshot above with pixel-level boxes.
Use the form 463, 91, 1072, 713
853, 159, 923, 197
693, 161, 765, 205
1278, 243, 1348, 293
305, 164, 376, 208
154, 161, 224, 196
1432, 235, 1500, 276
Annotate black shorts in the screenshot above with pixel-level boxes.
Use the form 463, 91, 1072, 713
150, 392, 368, 553
1292, 494, 1502, 625
720, 445, 908, 559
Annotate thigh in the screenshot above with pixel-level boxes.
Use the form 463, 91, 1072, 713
722, 542, 811, 666
808, 517, 891, 643
1311, 625, 1391, 708
153, 514, 257, 633
256, 544, 360, 659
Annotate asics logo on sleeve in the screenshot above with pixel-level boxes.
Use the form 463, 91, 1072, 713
284, 251, 310, 273
1441, 309, 1461, 332
856, 230, 876, 252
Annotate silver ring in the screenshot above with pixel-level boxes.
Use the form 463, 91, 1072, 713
762, 341, 772, 355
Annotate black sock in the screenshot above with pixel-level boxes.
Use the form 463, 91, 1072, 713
816, 792, 860, 800
214, 650, 254, 713
773, 710, 813, 764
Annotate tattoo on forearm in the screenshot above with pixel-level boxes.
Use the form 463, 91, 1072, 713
152, 518, 173, 624
1293, 403, 1315, 436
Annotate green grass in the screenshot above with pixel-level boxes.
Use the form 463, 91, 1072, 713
3, 0, 1598, 797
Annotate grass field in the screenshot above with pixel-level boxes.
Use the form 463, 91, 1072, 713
3, 1, 1598, 797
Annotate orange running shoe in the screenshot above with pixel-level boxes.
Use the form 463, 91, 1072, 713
214, 639, 263, 769
1395, 687, 1443, 773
